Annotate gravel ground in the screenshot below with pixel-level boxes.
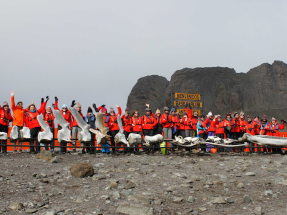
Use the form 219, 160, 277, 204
1, 151, 287, 215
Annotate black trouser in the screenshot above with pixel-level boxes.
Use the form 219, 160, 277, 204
131, 131, 141, 153
232, 132, 244, 152
30, 127, 41, 153
216, 134, 224, 152
179, 130, 185, 138
154, 126, 163, 135
143, 129, 155, 152
88, 132, 95, 153
110, 130, 118, 152
199, 133, 207, 151
172, 129, 179, 139
58, 125, 67, 153
0, 124, 8, 153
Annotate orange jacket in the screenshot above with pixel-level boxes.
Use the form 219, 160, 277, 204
11, 96, 26, 127
215, 120, 225, 134
142, 115, 157, 130
182, 116, 192, 130
132, 116, 142, 132
161, 113, 172, 128
121, 115, 132, 132
245, 121, 255, 135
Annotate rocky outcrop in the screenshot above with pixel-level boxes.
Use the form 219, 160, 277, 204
70, 163, 94, 178
126, 75, 169, 115
127, 61, 287, 120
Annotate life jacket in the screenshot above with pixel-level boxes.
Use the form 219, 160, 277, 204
259, 122, 268, 135
269, 123, 279, 131
44, 112, 54, 127
132, 116, 142, 132
161, 113, 172, 128
26, 111, 40, 129
85, 115, 95, 123
143, 115, 154, 124
0, 109, 12, 126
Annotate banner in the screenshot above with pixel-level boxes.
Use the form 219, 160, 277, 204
174, 101, 202, 108
177, 109, 201, 115
175, 93, 201, 101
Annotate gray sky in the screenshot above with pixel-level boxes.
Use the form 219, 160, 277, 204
1, 0, 286, 113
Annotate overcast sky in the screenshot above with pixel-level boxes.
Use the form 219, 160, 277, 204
1, 0, 286, 113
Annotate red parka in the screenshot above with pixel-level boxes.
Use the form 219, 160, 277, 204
182, 116, 192, 130
43, 112, 55, 128
121, 115, 132, 133
161, 113, 172, 128
239, 118, 247, 133
0, 107, 13, 126
132, 116, 142, 132
253, 119, 261, 135
171, 115, 179, 129
54, 101, 72, 126
245, 121, 255, 135
142, 115, 157, 130
205, 118, 218, 132
267, 123, 285, 136
215, 120, 225, 134
231, 118, 241, 133
108, 106, 122, 131
25, 102, 46, 129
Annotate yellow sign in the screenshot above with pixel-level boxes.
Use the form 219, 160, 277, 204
177, 109, 201, 115
175, 93, 201, 101
174, 101, 202, 108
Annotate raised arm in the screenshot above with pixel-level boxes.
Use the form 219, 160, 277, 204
11, 91, 16, 111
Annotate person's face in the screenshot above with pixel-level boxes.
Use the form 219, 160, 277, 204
3, 106, 8, 110
201, 117, 204, 121
262, 120, 267, 124
17, 102, 23, 108
171, 111, 175, 116
146, 111, 151, 115
156, 113, 160, 116
194, 113, 198, 117
248, 119, 252, 122
47, 107, 52, 112
272, 120, 276, 124
30, 105, 35, 111
165, 110, 169, 114
62, 107, 67, 112
255, 117, 259, 121
110, 111, 115, 116
134, 112, 139, 117
76, 107, 81, 112
235, 114, 239, 119
125, 112, 129, 116
240, 115, 244, 119
183, 114, 187, 118
218, 117, 221, 121
227, 115, 231, 119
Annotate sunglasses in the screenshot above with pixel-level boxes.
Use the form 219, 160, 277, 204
62, 107, 67, 109
110, 111, 115, 113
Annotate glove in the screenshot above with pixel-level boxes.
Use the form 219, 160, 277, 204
55, 97, 58, 102
114, 120, 118, 124
71, 100, 76, 107
52, 103, 55, 108
101, 104, 106, 108
47, 120, 53, 126
281, 120, 286, 124
249, 128, 252, 132
41, 98, 44, 103
168, 120, 173, 123
272, 130, 275, 133
46, 96, 49, 102
3, 118, 8, 123
200, 125, 203, 128
185, 104, 188, 108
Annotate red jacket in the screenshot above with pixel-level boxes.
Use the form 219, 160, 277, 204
171, 115, 179, 129
71, 111, 84, 127
142, 115, 157, 130
121, 115, 132, 133
239, 118, 247, 132
54, 101, 72, 126
253, 119, 261, 135
0, 108, 13, 126
108, 107, 122, 131
132, 116, 142, 132
245, 121, 255, 135
267, 123, 285, 136
259, 122, 269, 135
178, 118, 185, 130
185, 107, 198, 130
205, 118, 218, 132
215, 120, 225, 134
25, 102, 46, 129
43, 112, 55, 128
231, 118, 241, 133
182, 116, 192, 130
223, 119, 232, 132
161, 113, 172, 128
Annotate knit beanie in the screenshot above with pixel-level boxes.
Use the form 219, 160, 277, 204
207, 111, 212, 117
156, 109, 161, 114
171, 108, 176, 112
2, 101, 8, 107
76, 102, 81, 108
101, 107, 107, 113
240, 111, 244, 116
110, 107, 114, 112
87, 106, 93, 113
226, 111, 231, 117
62, 104, 67, 108
271, 117, 276, 121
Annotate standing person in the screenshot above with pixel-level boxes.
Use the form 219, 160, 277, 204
267, 117, 286, 153
178, 115, 186, 138
70, 101, 84, 153
11, 91, 26, 153
97, 105, 111, 154
161, 107, 173, 151
259, 115, 269, 153
142, 106, 157, 153
53, 97, 72, 153
170, 108, 179, 139
205, 112, 218, 152
85, 106, 96, 154
245, 115, 256, 153
185, 104, 198, 137
253, 116, 261, 135
223, 112, 232, 152
215, 115, 225, 152
154, 109, 162, 135
238, 111, 246, 152
121, 109, 132, 154
108, 105, 122, 153
25, 97, 47, 154
231, 112, 241, 152
131, 110, 142, 154
197, 115, 207, 152
43, 105, 55, 151
182, 112, 192, 137
0, 102, 13, 153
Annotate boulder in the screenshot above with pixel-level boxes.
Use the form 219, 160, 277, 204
39, 150, 56, 161
70, 163, 94, 178
116, 203, 153, 215
9, 202, 23, 210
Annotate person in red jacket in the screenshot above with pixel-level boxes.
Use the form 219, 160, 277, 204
170, 108, 179, 139
185, 104, 198, 137
178, 115, 186, 138
0, 101, 13, 153
259, 115, 269, 153
121, 109, 132, 154
25, 97, 47, 154
231, 112, 241, 152
215, 115, 225, 152
205, 112, 218, 152
223, 112, 232, 152
245, 115, 256, 153
53, 97, 72, 153
253, 116, 261, 135
43, 104, 55, 152
154, 109, 162, 135
237, 111, 247, 152
108, 105, 122, 153
182, 112, 192, 137
131, 110, 142, 154
267, 117, 286, 153
161, 107, 173, 151
71, 101, 85, 153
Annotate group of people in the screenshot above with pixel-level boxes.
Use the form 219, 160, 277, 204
0, 91, 286, 155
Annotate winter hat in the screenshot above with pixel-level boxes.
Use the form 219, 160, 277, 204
217, 114, 221, 118
226, 111, 231, 117
87, 106, 93, 113
110, 107, 114, 112
17, 101, 23, 105
233, 112, 238, 117
247, 115, 251, 119
2, 101, 8, 107
76, 102, 81, 108
125, 109, 129, 113
156, 109, 161, 114
171, 108, 176, 112
207, 111, 212, 117
240, 111, 244, 116
164, 107, 169, 111
145, 107, 151, 112
262, 115, 267, 120
271, 117, 276, 121
101, 107, 107, 113
62, 104, 67, 108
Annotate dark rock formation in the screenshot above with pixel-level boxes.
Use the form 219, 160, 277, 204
127, 61, 287, 121
126, 75, 169, 115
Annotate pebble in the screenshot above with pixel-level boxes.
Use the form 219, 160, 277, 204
245, 172, 256, 176
110, 182, 118, 189
188, 196, 195, 203
173, 197, 184, 203
243, 195, 251, 203
237, 183, 244, 188
166, 186, 174, 192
